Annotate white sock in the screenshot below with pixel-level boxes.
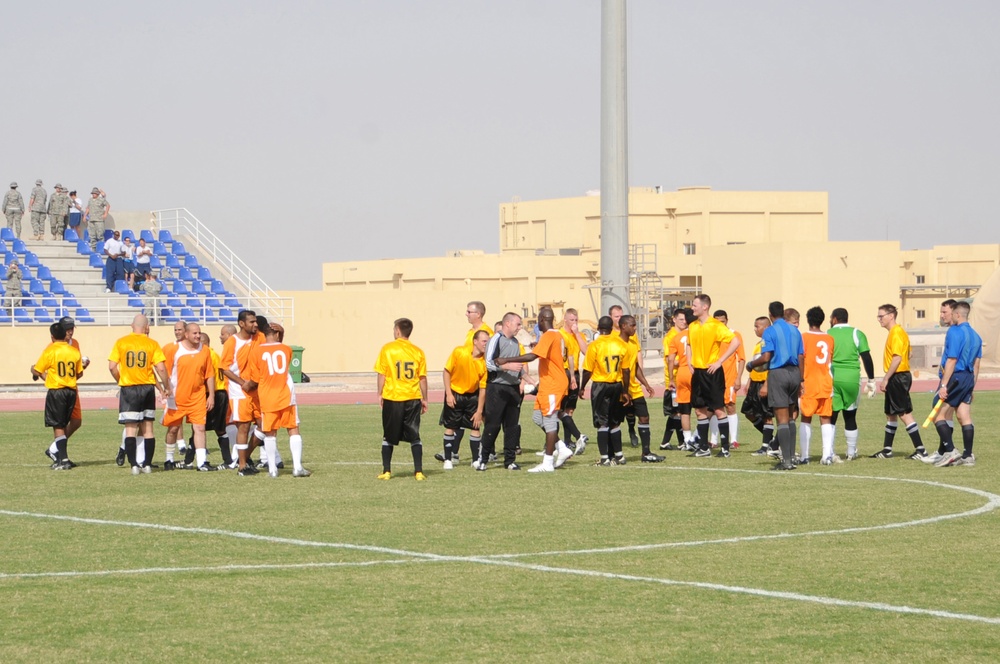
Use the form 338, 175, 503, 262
728, 414, 738, 444
542, 453, 555, 469
254, 428, 268, 463
195, 447, 207, 467
289, 434, 303, 471
264, 436, 278, 473
120, 428, 127, 450
799, 423, 811, 459
165, 443, 175, 462
226, 424, 239, 457
821, 423, 835, 459
683, 429, 693, 443
135, 436, 145, 465
273, 446, 283, 464
845, 429, 859, 457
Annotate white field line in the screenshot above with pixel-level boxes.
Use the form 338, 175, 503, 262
0, 559, 428, 580
3, 469, 1000, 625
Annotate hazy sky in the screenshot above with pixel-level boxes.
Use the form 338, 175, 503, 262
5, 1, 997, 289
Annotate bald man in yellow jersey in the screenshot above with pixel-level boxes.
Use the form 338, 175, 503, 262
32, 322, 84, 470
374, 317, 429, 480
687, 294, 739, 458
436, 329, 489, 469
660, 309, 685, 450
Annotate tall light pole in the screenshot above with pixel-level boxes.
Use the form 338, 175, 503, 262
600, 0, 630, 316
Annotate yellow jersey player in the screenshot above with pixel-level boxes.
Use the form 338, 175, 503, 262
374, 318, 429, 480
873, 304, 925, 458
31, 322, 84, 470
579, 316, 632, 466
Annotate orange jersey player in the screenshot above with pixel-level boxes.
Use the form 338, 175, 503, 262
800, 307, 838, 465
162, 322, 217, 472
221, 309, 265, 475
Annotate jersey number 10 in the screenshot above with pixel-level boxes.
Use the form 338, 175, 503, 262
262, 351, 288, 376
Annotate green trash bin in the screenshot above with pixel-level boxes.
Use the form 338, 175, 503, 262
289, 345, 305, 383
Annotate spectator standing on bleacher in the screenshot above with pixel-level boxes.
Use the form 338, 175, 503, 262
86, 187, 110, 252
3, 182, 24, 238
135, 238, 153, 281
29, 179, 47, 241
47, 184, 72, 240
122, 236, 136, 289
5, 259, 23, 311
142, 272, 162, 323
104, 230, 125, 293
68, 190, 83, 231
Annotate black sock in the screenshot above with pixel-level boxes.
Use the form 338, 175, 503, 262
639, 424, 651, 455
453, 429, 465, 457
763, 424, 775, 449
883, 422, 897, 449
144, 438, 156, 467
934, 420, 953, 452
961, 424, 974, 456
597, 429, 610, 458
218, 436, 233, 465
184, 437, 196, 465
125, 436, 137, 467
443, 432, 456, 461
906, 422, 923, 450
696, 419, 710, 450
610, 428, 624, 457
469, 435, 482, 462
777, 423, 792, 464
560, 414, 581, 443
719, 420, 730, 452
381, 442, 393, 473
411, 442, 423, 474
627, 414, 636, 438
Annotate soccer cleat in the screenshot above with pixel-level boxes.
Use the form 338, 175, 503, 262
527, 463, 555, 473
292, 468, 312, 477
575, 435, 588, 456
142, 465, 152, 474
51, 460, 72, 470
506, 463, 521, 471
772, 462, 796, 471
44, 448, 57, 463
716, 449, 731, 458
766, 448, 782, 458
920, 452, 943, 465
414, 472, 427, 481
846, 453, 860, 461
197, 463, 219, 472
474, 461, 487, 472
629, 433, 639, 448
116, 448, 126, 467
377, 471, 392, 480
871, 449, 893, 459
555, 443, 574, 468
659, 442, 676, 451
693, 448, 712, 458
934, 449, 962, 467
731, 441, 740, 449
487, 454, 497, 463
595, 458, 614, 467
131, 465, 142, 476
752, 446, 770, 456
268, 469, 279, 478
238, 467, 257, 477
65, 459, 78, 469
679, 442, 695, 452
798, 457, 809, 465
821, 456, 833, 466
907, 449, 928, 460
515, 447, 522, 455
442, 460, 454, 470
615, 456, 627, 465
641, 453, 665, 463
163, 460, 176, 471
953, 454, 976, 467
434, 453, 446, 462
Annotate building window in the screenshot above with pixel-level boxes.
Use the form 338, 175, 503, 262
916, 275, 925, 284
916, 310, 926, 319
683, 243, 696, 255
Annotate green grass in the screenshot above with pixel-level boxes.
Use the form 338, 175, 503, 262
2, 393, 1000, 662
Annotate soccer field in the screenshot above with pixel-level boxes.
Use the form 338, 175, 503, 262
2, 395, 999, 662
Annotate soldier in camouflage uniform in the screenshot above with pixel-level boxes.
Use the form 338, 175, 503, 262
29, 179, 47, 240
86, 187, 110, 252
47, 184, 72, 240
2, 182, 24, 238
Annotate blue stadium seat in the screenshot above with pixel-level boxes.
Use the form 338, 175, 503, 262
75, 308, 95, 323
18, 265, 33, 278
205, 297, 223, 308
161, 307, 179, 322
50, 279, 68, 295
211, 280, 226, 294
63, 297, 81, 308
23, 252, 39, 267
172, 280, 190, 294
52, 306, 70, 319
172, 241, 188, 256
224, 296, 242, 308
103, 229, 114, 241
204, 309, 220, 323
121, 229, 136, 242
82, 229, 90, 243
177, 266, 193, 281
166, 296, 184, 309
0, 227, 14, 241
89, 254, 104, 268
3, 251, 14, 264
140, 229, 155, 243
158, 229, 173, 243
197, 266, 212, 281
41, 296, 59, 308
12, 238, 27, 254
36, 265, 52, 280
179, 307, 197, 320
0, 310, 10, 324
149, 255, 162, 269
190, 281, 208, 295
114, 280, 130, 295
76, 241, 92, 255
153, 241, 168, 256
14, 307, 32, 323
127, 295, 143, 308
34, 308, 54, 323
184, 254, 199, 267
64, 228, 80, 242
186, 297, 203, 309
166, 254, 181, 269
20, 294, 37, 308
30, 279, 47, 295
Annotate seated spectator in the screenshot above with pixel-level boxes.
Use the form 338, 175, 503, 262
4, 259, 23, 311
142, 272, 162, 323
122, 236, 136, 289
134, 237, 153, 281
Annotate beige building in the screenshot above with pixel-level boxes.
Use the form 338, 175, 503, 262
2, 187, 995, 384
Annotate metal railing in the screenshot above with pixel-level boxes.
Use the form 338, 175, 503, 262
152, 208, 293, 323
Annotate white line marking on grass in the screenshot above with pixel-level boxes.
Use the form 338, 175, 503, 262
0, 559, 426, 580
485, 469, 1000, 559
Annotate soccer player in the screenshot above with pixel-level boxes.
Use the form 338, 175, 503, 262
559, 308, 589, 454
477, 312, 527, 471
827, 308, 875, 461
194, 331, 235, 469
108, 314, 171, 474
218, 324, 239, 466
800, 307, 836, 465
579, 316, 631, 466
244, 322, 311, 477
162, 322, 218, 472
742, 316, 775, 456
930, 298, 960, 440
497, 307, 572, 472
666, 308, 696, 451
873, 304, 926, 459
687, 294, 740, 458
31, 322, 84, 470
221, 310, 264, 475
713, 310, 745, 449
464, 301, 493, 348
44, 317, 91, 466
659, 309, 684, 450
610, 304, 641, 447
620, 315, 662, 462
436, 329, 489, 469
374, 318, 429, 480
931, 302, 982, 467
746, 301, 804, 471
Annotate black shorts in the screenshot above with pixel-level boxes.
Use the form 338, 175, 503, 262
206, 390, 230, 432
625, 396, 650, 419
691, 368, 726, 412
562, 370, 580, 410
884, 372, 913, 416
740, 380, 772, 421
439, 391, 480, 430
382, 399, 422, 445
45, 388, 77, 428
118, 384, 157, 423
662, 392, 678, 417
591, 381, 625, 429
